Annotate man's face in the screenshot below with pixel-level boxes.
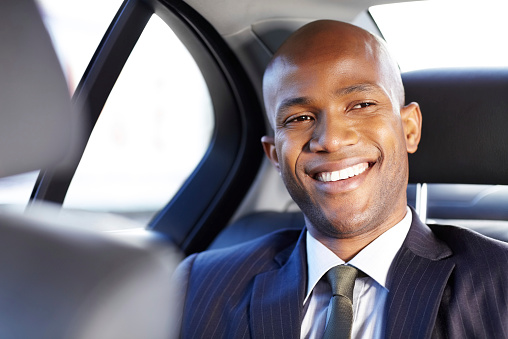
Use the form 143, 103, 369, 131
262, 28, 421, 240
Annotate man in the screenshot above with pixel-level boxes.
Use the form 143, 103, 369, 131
174, 20, 508, 338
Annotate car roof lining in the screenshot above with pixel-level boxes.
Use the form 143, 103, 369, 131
184, 0, 408, 37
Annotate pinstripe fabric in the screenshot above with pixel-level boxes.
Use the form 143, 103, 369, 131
386, 210, 508, 338
177, 229, 305, 338
175, 207, 508, 339
249, 236, 306, 338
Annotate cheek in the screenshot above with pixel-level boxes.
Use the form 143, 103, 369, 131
275, 132, 306, 170
277, 145, 300, 181
372, 116, 406, 153
376, 119, 410, 183
275, 137, 310, 196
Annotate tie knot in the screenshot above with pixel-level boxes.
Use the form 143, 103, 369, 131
326, 265, 358, 301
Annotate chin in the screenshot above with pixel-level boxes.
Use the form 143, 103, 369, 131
303, 206, 374, 239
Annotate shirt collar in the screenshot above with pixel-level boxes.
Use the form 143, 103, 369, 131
305, 207, 412, 302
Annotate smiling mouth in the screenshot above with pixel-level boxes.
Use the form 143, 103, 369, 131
314, 162, 371, 182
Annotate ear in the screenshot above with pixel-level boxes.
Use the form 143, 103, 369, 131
261, 136, 281, 173
400, 102, 422, 154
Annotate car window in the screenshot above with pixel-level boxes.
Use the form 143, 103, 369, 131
62, 15, 214, 225
0, 172, 39, 212
370, 0, 508, 71
36, 0, 124, 91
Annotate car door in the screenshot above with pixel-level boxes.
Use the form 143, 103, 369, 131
31, 0, 265, 255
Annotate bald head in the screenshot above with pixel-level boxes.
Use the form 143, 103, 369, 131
260, 20, 422, 254
263, 20, 404, 127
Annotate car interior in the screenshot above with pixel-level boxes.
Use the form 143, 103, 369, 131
0, 0, 177, 337
2, 0, 508, 334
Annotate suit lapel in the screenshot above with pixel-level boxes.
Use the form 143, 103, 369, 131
385, 210, 454, 339
250, 230, 307, 339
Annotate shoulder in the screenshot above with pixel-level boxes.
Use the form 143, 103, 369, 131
430, 223, 508, 254
174, 228, 302, 285
429, 223, 508, 271
172, 228, 303, 328
428, 224, 508, 334
193, 228, 301, 272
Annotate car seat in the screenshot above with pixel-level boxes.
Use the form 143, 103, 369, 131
0, 0, 179, 338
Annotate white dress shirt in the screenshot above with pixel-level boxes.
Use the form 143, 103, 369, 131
301, 207, 412, 339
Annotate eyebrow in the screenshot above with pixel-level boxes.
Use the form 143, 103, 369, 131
275, 83, 385, 117
276, 97, 312, 116
336, 83, 383, 97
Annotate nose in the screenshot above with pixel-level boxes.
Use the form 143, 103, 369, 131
308, 113, 359, 153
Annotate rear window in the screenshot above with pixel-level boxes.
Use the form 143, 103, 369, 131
370, 1, 508, 71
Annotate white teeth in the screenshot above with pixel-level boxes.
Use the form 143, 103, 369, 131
316, 162, 369, 182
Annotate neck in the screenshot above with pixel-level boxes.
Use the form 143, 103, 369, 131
308, 209, 408, 262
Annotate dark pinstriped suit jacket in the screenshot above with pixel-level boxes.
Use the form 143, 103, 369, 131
174, 210, 508, 338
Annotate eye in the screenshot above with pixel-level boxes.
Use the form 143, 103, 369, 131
292, 115, 313, 122
352, 102, 375, 110
284, 114, 314, 125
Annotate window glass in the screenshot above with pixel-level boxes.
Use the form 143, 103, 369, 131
370, 0, 508, 71
0, 172, 39, 212
63, 15, 214, 225
36, 0, 124, 91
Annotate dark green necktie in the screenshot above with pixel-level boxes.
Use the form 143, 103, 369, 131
323, 265, 359, 339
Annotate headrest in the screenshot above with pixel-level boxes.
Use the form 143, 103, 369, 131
0, 0, 73, 177
404, 68, 508, 185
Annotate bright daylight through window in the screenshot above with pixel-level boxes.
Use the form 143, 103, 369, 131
370, 0, 508, 71
0, 0, 214, 227
63, 15, 214, 224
